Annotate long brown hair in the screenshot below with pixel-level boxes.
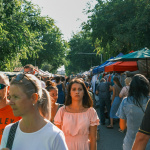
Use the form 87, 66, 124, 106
65, 78, 93, 108
46, 80, 58, 92
113, 76, 122, 88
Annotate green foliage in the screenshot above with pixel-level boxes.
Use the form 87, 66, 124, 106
83, 0, 150, 60
1, 0, 67, 72
35, 27, 67, 73
65, 32, 101, 75
41, 62, 54, 72
1, 0, 43, 70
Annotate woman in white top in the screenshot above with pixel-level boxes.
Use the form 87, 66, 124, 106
119, 77, 132, 99
1, 73, 68, 150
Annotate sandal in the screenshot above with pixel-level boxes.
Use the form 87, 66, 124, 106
118, 128, 124, 133
107, 125, 113, 129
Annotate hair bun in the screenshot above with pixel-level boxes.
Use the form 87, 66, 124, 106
46, 80, 56, 87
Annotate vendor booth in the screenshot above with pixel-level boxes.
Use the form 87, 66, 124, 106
104, 61, 138, 72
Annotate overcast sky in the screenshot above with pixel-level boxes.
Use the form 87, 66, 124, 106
30, 0, 97, 41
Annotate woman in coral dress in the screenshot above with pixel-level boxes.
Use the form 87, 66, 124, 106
54, 78, 99, 150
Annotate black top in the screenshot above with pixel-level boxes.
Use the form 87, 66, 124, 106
139, 99, 150, 135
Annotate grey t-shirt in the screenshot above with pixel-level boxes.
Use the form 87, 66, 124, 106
96, 82, 111, 100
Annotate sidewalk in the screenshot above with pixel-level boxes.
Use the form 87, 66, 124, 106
96, 109, 126, 150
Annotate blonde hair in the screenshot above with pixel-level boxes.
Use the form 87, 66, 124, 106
39, 88, 51, 120
11, 74, 51, 120
0, 73, 9, 85
125, 77, 132, 86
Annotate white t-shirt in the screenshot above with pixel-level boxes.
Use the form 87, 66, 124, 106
119, 85, 129, 98
41, 80, 46, 88
1, 121, 68, 150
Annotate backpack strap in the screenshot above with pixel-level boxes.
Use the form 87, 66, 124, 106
6, 121, 19, 150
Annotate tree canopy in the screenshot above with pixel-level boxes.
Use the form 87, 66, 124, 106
0, 0, 67, 72
1, 0, 150, 75
83, 0, 150, 60
65, 31, 101, 75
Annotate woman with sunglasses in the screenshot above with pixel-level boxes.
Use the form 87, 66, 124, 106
54, 78, 99, 150
0, 74, 68, 150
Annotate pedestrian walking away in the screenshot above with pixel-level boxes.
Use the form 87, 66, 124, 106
117, 74, 150, 150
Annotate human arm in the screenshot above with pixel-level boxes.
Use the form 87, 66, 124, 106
109, 85, 113, 91
95, 90, 98, 95
89, 125, 97, 150
89, 108, 99, 150
95, 84, 99, 95
62, 82, 65, 93
132, 132, 150, 150
119, 91, 123, 98
54, 106, 64, 130
119, 94, 122, 98
119, 86, 128, 98
111, 86, 115, 104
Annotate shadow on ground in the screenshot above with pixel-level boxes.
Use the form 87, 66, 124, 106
96, 108, 125, 150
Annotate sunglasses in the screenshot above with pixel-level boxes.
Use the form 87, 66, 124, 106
23, 71, 34, 74
0, 84, 7, 90
15, 74, 37, 93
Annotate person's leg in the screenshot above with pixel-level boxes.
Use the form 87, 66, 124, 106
107, 99, 114, 129
105, 99, 111, 119
99, 99, 105, 125
107, 118, 113, 128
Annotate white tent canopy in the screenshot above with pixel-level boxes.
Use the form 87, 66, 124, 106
38, 69, 54, 77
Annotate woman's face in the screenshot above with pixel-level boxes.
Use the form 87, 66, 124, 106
49, 89, 58, 104
9, 84, 33, 117
70, 83, 84, 102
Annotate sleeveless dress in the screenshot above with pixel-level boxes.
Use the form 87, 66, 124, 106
54, 106, 99, 150
110, 84, 122, 118
57, 83, 65, 104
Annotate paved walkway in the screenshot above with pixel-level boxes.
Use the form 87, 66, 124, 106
96, 109, 126, 150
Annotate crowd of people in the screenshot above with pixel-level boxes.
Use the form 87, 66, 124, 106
0, 64, 150, 150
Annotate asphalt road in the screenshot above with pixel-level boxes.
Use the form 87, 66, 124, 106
96, 108, 126, 150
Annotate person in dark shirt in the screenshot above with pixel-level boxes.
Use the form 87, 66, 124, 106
96, 78, 111, 125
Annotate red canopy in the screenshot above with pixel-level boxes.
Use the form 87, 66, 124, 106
104, 61, 138, 72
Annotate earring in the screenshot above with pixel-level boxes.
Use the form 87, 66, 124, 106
33, 103, 35, 106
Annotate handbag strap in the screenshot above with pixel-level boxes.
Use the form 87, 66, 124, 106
6, 121, 19, 150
